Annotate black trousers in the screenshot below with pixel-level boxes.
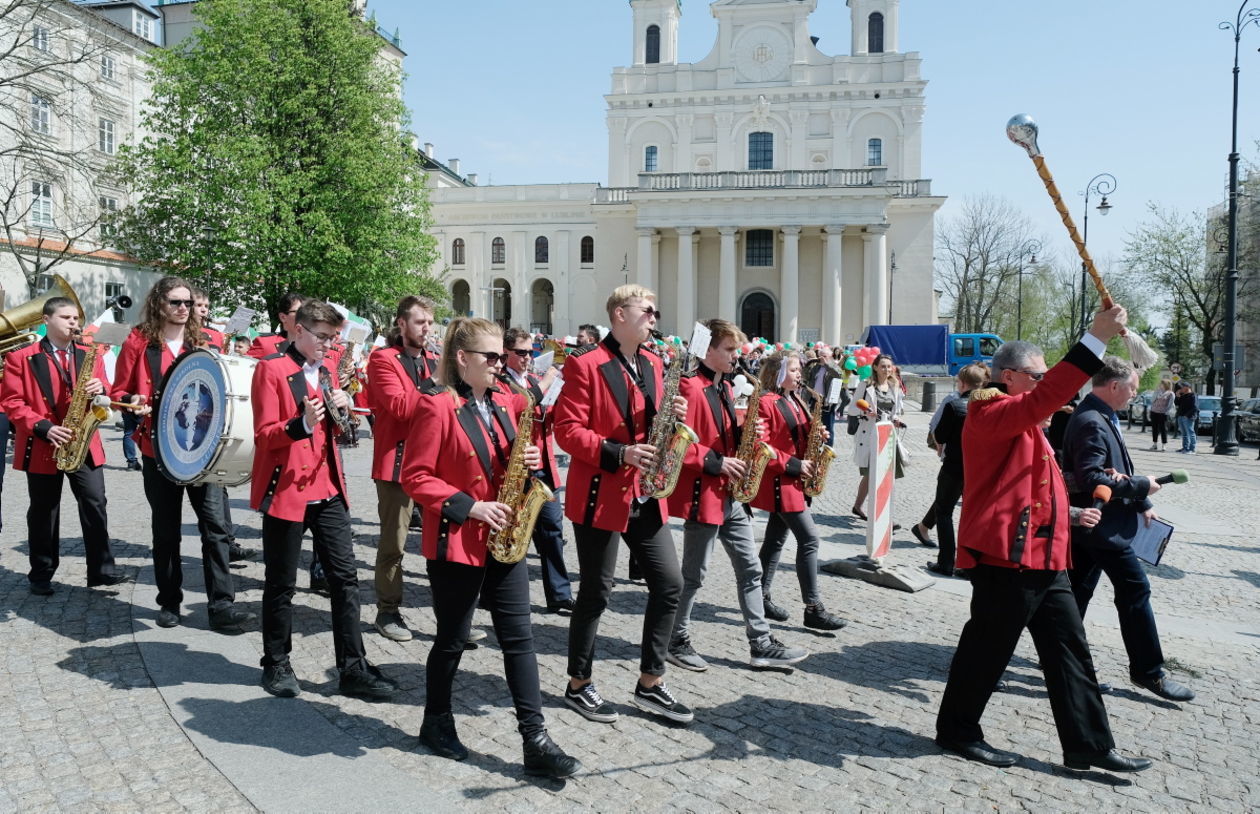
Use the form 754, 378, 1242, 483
932, 473, 965, 572
568, 500, 682, 679
142, 456, 234, 613
26, 464, 117, 584
1069, 542, 1165, 682
936, 565, 1114, 755
426, 556, 545, 739
1150, 413, 1169, 445
759, 509, 822, 606
261, 497, 366, 672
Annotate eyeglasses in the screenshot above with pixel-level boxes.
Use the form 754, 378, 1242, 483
507, 348, 532, 358
1017, 368, 1047, 381
466, 350, 506, 365
284, 308, 301, 315
624, 304, 662, 320
301, 326, 337, 345
167, 299, 194, 309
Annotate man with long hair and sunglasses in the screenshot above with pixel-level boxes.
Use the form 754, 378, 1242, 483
112, 276, 254, 632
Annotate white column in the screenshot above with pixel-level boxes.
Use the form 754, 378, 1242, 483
823, 225, 844, 345
862, 225, 889, 327
780, 226, 801, 343
637, 228, 656, 289
675, 226, 697, 335
718, 227, 738, 320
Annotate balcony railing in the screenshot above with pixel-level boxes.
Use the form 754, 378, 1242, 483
593, 169, 931, 203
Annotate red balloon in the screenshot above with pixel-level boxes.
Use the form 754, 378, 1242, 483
870, 346, 881, 355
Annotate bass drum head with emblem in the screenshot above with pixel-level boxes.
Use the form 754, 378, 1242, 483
153, 348, 256, 486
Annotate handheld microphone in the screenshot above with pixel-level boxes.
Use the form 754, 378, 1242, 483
1091, 484, 1112, 510
1155, 470, 1189, 486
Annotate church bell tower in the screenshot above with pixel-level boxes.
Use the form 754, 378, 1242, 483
848, 0, 898, 55
631, 0, 681, 66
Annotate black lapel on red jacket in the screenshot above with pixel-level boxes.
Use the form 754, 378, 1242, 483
455, 399, 493, 477
30, 351, 57, 413
598, 358, 633, 436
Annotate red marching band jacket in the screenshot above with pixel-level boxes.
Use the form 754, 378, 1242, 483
956, 341, 1104, 571
552, 336, 667, 533
202, 327, 226, 352
366, 344, 439, 483
1, 338, 108, 473
750, 391, 810, 515
667, 364, 740, 525
401, 379, 526, 567
110, 328, 191, 459
249, 346, 349, 522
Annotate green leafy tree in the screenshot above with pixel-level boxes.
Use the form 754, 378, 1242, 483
115, 0, 441, 327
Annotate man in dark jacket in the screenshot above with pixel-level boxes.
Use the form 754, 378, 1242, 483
1063, 357, 1194, 703
1173, 382, 1198, 454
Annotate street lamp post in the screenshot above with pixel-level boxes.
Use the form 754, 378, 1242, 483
1079, 174, 1117, 337
1016, 239, 1041, 341
1215, 1, 1260, 457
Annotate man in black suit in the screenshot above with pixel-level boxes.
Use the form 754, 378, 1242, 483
1063, 356, 1194, 703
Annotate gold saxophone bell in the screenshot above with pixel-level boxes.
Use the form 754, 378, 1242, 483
0, 274, 85, 357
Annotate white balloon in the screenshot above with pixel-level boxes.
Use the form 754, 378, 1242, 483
732, 374, 747, 390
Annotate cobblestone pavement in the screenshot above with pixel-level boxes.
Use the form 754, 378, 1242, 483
2, 409, 1259, 813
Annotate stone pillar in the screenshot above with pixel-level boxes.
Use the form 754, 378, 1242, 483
637, 228, 656, 289
718, 227, 738, 321
675, 227, 697, 335
823, 225, 844, 345
780, 226, 801, 343
862, 225, 889, 327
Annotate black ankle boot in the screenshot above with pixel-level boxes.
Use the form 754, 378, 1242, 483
804, 602, 848, 631
523, 730, 581, 778
419, 711, 469, 761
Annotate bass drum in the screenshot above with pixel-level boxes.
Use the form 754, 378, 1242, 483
153, 348, 256, 486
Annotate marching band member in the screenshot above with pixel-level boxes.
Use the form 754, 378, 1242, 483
112, 277, 253, 632
247, 292, 303, 359
752, 351, 846, 631
250, 300, 396, 701
402, 317, 579, 778
367, 295, 439, 642
501, 326, 573, 613
553, 285, 693, 725
665, 319, 808, 672
1, 297, 129, 594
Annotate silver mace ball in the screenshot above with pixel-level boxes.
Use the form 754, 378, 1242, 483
1006, 113, 1041, 158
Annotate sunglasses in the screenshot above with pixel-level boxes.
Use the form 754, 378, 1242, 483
167, 299, 194, 309
466, 350, 506, 365
1017, 368, 1047, 381
624, 304, 662, 320
506, 348, 532, 358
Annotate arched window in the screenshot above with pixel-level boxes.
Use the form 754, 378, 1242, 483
645, 24, 661, 64
868, 12, 884, 53
745, 229, 773, 267
491, 236, 505, 264
452, 280, 471, 316
867, 138, 883, 167
580, 235, 594, 264
535, 235, 549, 264
451, 238, 465, 265
748, 131, 773, 170
644, 145, 658, 172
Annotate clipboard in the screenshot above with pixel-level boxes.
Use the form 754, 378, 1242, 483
1131, 517, 1174, 566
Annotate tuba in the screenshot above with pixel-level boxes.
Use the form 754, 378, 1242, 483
800, 387, 837, 498
487, 379, 555, 563
54, 336, 112, 472
728, 361, 777, 503
0, 275, 84, 359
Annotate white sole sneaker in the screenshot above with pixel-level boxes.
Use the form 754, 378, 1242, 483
632, 692, 695, 724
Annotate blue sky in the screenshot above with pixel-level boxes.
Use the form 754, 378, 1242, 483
362, 0, 1260, 273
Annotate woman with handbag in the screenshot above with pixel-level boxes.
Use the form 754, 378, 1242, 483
844, 354, 906, 519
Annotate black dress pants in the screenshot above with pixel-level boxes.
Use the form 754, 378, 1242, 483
936, 565, 1115, 755
530, 473, 572, 607
568, 499, 682, 679
26, 464, 117, 584
1069, 541, 1165, 682
426, 556, 545, 739
932, 474, 965, 572
142, 456, 234, 613
261, 497, 366, 672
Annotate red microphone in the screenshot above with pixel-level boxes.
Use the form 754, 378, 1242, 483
1091, 484, 1112, 510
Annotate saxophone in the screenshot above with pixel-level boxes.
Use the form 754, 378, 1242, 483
638, 334, 698, 499
800, 387, 837, 497
487, 379, 555, 564
54, 338, 112, 472
728, 361, 777, 503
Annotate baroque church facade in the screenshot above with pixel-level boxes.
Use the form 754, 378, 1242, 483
428, 0, 944, 344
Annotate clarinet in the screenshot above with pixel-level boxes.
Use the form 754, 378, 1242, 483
318, 368, 352, 434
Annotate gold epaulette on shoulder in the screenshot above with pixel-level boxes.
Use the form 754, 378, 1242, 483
568, 344, 595, 358
969, 387, 1004, 403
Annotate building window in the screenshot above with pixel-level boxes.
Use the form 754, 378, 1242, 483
451, 237, 465, 265
30, 93, 51, 134
535, 236, 549, 264
748, 131, 773, 170
105, 280, 124, 302
31, 181, 54, 227
491, 236, 505, 264
99, 118, 116, 154
32, 25, 50, 52
868, 12, 884, 53
133, 13, 153, 42
867, 138, 883, 166
645, 24, 661, 64
99, 196, 118, 237
36, 273, 56, 292
644, 145, 658, 173
100, 54, 116, 81
745, 229, 773, 267
580, 235, 594, 264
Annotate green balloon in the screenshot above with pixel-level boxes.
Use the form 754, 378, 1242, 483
857, 364, 873, 378
843, 357, 858, 370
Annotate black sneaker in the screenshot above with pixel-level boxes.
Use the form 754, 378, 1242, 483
632, 681, 694, 724
666, 636, 708, 672
804, 603, 847, 631
523, 731, 581, 778
339, 665, 397, 701
750, 635, 809, 668
261, 663, 301, 698
564, 682, 618, 723
763, 594, 790, 622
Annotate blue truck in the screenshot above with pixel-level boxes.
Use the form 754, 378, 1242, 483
860, 325, 1002, 377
